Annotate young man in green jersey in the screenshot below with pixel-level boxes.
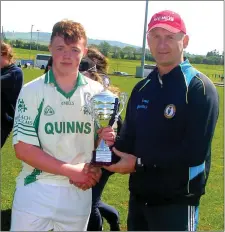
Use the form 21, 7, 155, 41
10, 19, 115, 231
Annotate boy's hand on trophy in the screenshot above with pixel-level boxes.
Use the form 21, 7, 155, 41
97, 127, 116, 146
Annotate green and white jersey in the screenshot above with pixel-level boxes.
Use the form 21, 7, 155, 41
13, 70, 104, 187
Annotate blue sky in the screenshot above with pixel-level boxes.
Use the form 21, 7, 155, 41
1, 1, 224, 55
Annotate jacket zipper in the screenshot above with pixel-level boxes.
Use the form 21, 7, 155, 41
158, 74, 163, 88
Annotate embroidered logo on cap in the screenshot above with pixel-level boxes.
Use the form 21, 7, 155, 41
153, 15, 174, 22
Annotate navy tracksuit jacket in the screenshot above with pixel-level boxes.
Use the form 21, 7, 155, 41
1, 64, 23, 147
115, 59, 219, 205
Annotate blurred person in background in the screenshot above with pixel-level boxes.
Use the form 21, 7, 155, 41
1, 41, 23, 148
79, 48, 121, 231
44, 56, 53, 74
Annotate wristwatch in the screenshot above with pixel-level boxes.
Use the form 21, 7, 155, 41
135, 157, 145, 172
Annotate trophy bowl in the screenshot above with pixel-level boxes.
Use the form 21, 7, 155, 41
92, 90, 119, 124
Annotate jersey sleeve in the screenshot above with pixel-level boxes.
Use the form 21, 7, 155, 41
13, 85, 41, 147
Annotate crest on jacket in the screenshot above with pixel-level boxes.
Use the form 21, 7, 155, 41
164, 104, 176, 119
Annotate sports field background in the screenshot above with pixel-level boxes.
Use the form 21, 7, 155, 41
1, 48, 224, 231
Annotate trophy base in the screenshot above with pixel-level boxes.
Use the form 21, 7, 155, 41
91, 150, 113, 166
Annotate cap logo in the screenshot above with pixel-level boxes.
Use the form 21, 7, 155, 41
153, 16, 174, 22
164, 104, 176, 119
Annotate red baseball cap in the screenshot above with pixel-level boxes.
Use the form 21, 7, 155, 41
147, 10, 186, 34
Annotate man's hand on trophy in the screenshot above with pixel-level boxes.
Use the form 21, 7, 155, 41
97, 127, 116, 146
103, 147, 137, 174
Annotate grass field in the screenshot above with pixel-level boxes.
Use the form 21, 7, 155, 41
13, 47, 224, 82
1, 48, 224, 231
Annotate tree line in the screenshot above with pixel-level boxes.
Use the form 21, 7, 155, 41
5, 38, 224, 65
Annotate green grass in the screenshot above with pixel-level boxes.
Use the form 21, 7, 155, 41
13, 48, 224, 82
197, 86, 224, 230
13, 48, 50, 60
1, 49, 224, 231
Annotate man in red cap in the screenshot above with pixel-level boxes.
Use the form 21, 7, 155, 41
104, 10, 219, 231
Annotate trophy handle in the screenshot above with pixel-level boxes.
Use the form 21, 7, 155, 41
83, 92, 94, 121
83, 92, 102, 129
94, 120, 101, 131
84, 92, 91, 111
114, 92, 128, 122
102, 75, 110, 90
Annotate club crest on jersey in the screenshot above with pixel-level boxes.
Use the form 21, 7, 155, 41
164, 104, 176, 119
44, 105, 55, 116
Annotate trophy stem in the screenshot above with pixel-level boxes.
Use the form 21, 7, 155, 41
97, 139, 110, 151
92, 138, 112, 166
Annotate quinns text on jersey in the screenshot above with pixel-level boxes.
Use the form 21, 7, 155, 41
45, 121, 91, 135
14, 115, 92, 135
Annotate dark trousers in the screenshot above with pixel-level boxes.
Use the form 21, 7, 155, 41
99, 201, 120, 231
88, 201, 120, 231
127, 194, 199, 231
87, 203, 102, 231
87, 169, 120, 231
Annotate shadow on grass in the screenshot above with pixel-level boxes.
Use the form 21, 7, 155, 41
1, 209, 11, 231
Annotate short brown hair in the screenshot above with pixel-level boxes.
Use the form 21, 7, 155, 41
1, 41, 14, 63
85, 47, 120, 95
87, 47, 109, 74
88, 72, 120, 96
50, 19, 87, 46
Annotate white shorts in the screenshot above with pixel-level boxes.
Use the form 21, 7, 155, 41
10, 181, 92, 231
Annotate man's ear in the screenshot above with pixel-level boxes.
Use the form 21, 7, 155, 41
83, 47, 88, 57
183, 34, 189, 49
48, 44, 52, 53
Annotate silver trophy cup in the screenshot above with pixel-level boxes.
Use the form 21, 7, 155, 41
83, 77, 127, 166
